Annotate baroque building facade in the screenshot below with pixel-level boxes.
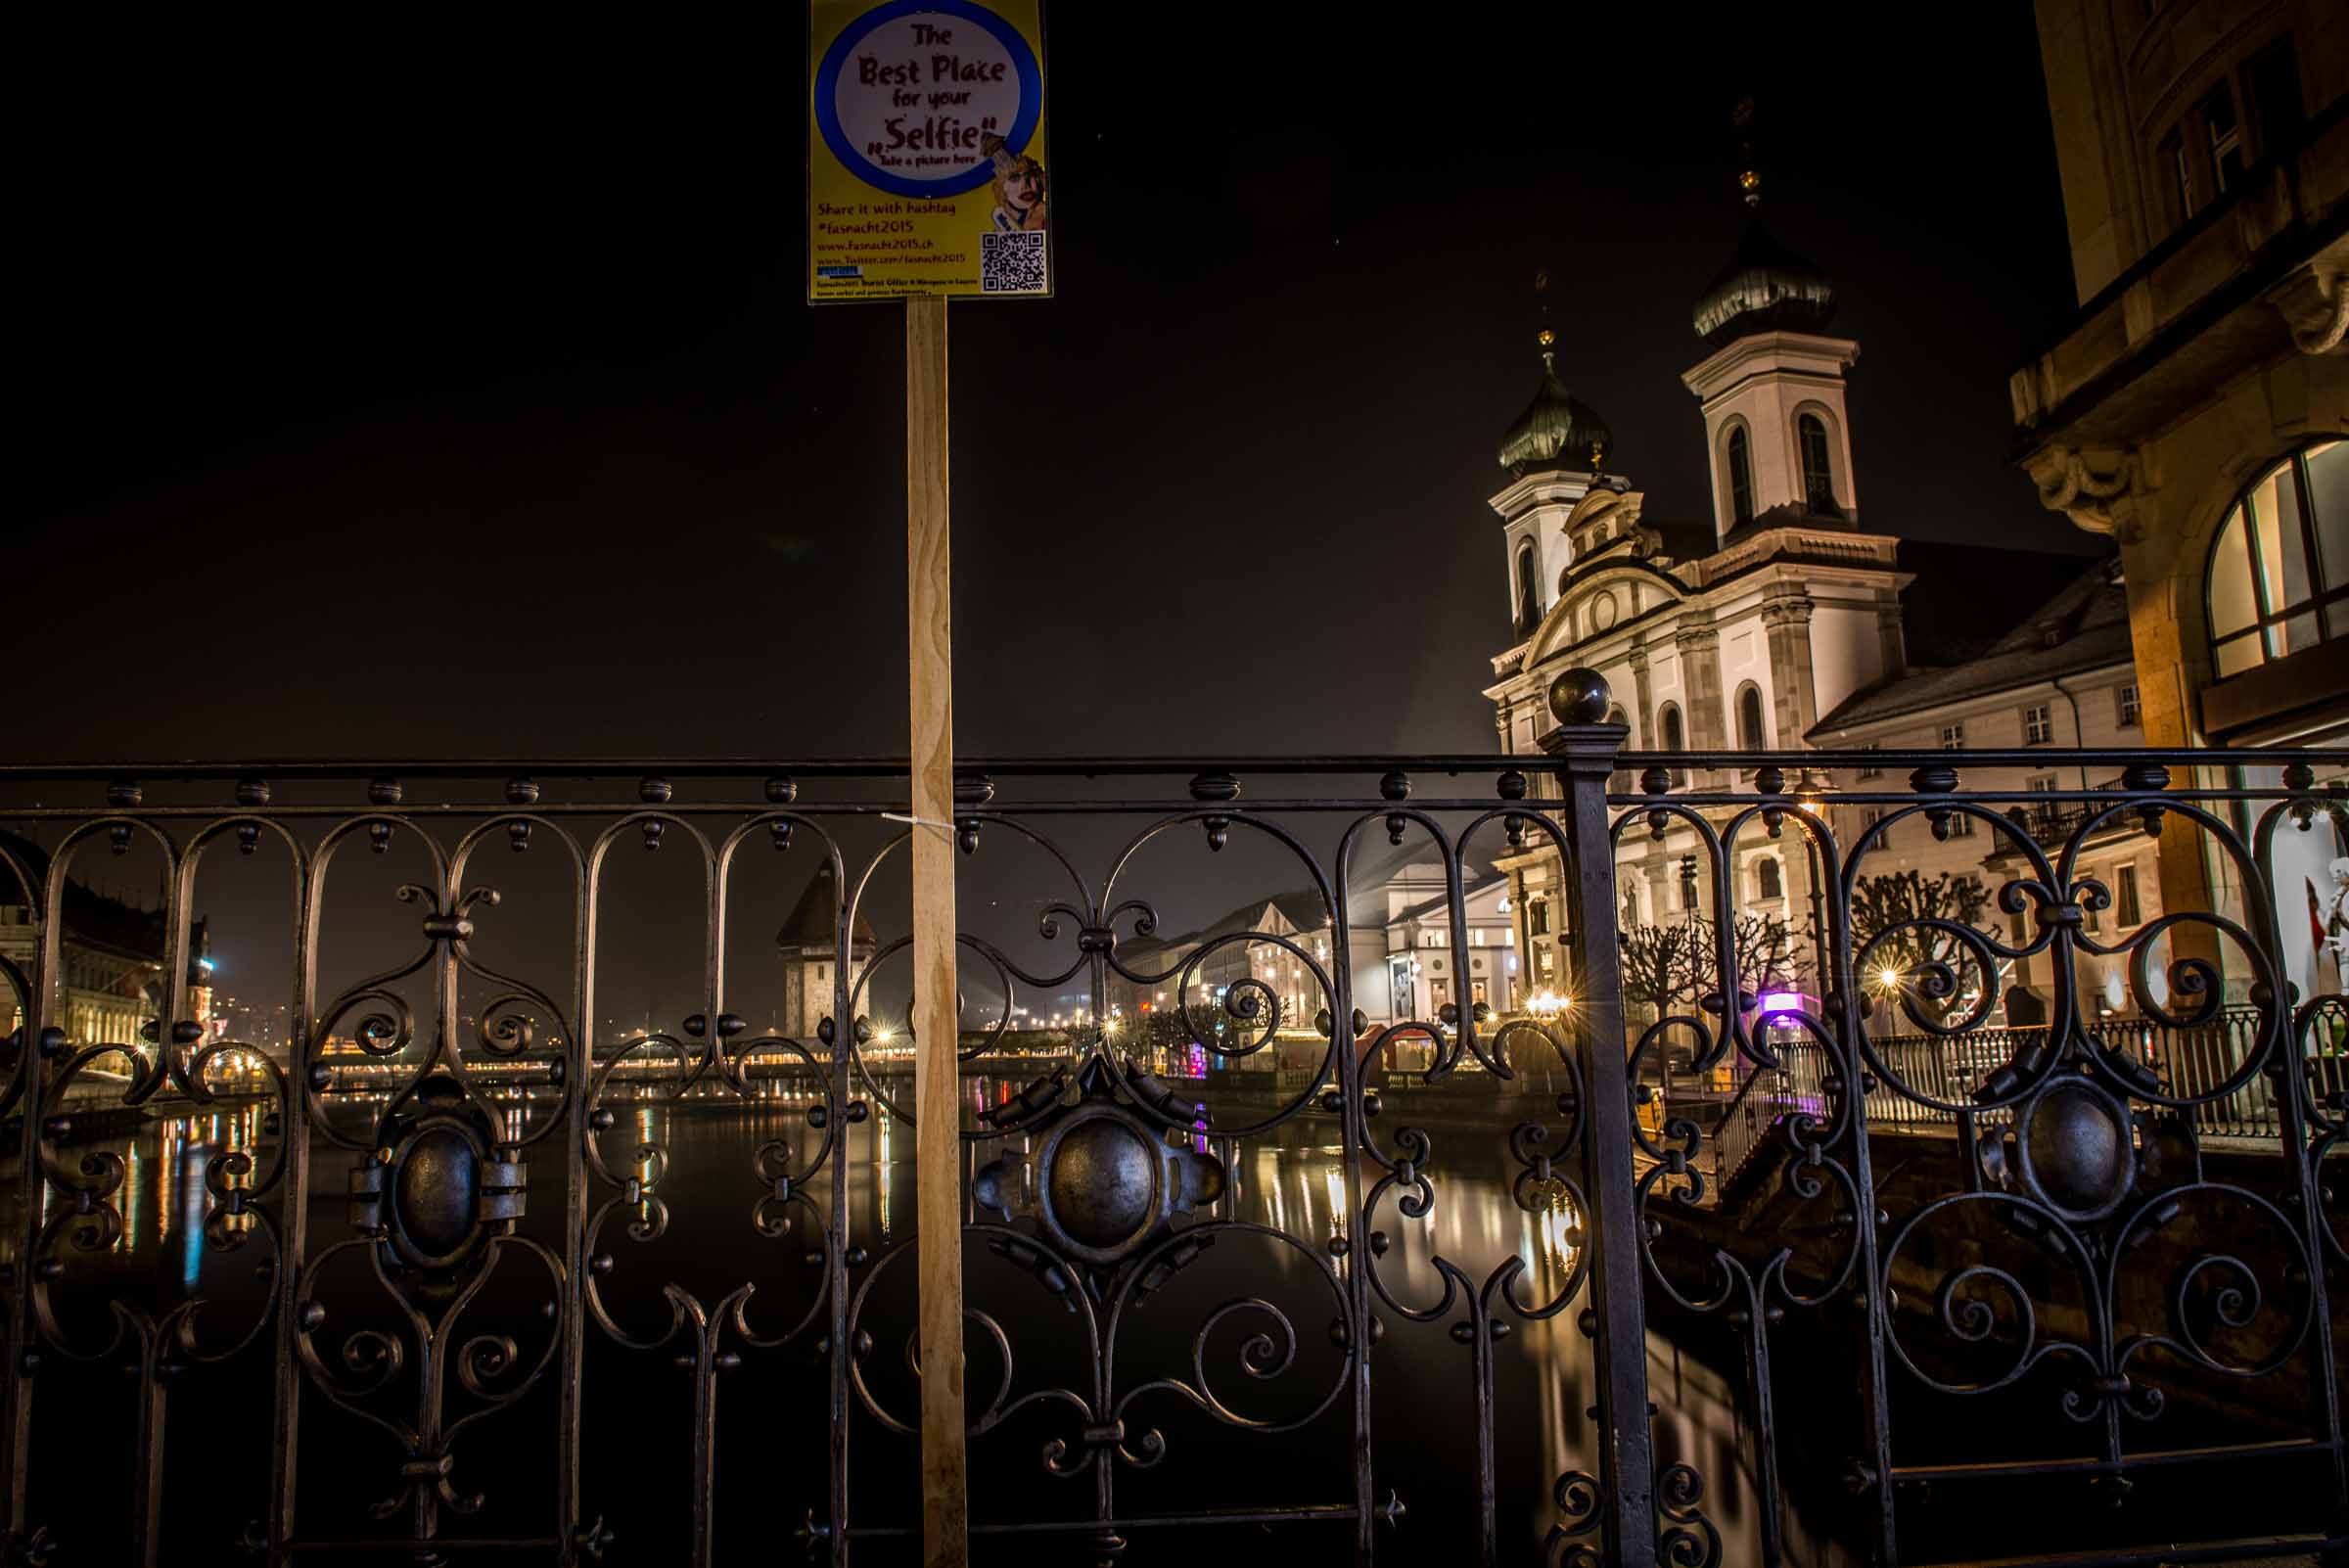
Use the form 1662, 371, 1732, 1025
1485, 215, 1907, 1012
1481, 203, 2216, 1024
2011, 0, 2347, 1002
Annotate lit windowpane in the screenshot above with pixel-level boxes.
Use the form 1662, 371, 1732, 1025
2209, 508, 2259, 637
2248, 469, 2295, 616
2309, 440, 2347, 589
2216, 631, 2264, 676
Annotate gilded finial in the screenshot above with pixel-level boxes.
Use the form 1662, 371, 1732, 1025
1733, 95, 1760, 209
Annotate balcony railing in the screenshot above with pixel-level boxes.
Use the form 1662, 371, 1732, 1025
0, 707, 2344, 1567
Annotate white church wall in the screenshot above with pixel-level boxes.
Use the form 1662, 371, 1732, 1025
1718, 616, 1777, 747
1811, 604, 1886, 723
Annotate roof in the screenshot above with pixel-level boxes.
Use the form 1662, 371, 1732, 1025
1692, 218, 1836, 342
1387, 872, 1510, 931
0, 829, 207, 970
774, 861, 878, 952
1810, 556, 2132, 734
1149, 839, 1503, 959
1896, 541, 2109, 667
1498, 351, 1612, 474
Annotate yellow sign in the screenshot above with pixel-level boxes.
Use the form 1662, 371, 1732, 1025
808, 1, 1051, 303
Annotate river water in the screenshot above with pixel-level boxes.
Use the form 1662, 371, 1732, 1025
15, 1080, 1876, 1566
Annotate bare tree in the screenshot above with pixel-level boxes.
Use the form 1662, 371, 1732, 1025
1619, 911, 1795, 1099
1846, 868, 1998, 1021
1618, 920, 1705, 1021
1619, 912, 1799, 1017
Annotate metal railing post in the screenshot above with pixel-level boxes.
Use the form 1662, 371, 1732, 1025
1540, 676, 1654, 1567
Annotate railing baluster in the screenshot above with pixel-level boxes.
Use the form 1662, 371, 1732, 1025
1543, 706, 1654, 1568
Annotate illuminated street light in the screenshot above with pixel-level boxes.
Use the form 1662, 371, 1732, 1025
1527, 990, 1571, 1020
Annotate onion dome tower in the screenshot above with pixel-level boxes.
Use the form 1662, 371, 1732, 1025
1498, 332, 1614, 475
1691, 220, 1837, 342
1499, 273, 1613, 476
1681, 98, 1861, 540
1496, 270, 1617, 637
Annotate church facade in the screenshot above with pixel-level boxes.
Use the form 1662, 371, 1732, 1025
1473, 212, 2253, 1024
1484, 221, 1909, 1001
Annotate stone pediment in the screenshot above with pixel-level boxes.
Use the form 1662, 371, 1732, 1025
1525, 557, 1692, 667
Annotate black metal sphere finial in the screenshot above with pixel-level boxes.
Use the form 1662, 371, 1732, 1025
1547, 668, 1612, 726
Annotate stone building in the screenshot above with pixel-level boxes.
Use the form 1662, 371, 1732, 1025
0, 830, 211, 1049
2010, 0, 2346, 992
1100, 843, 1522, 1071
1809, 560, 2164, 1018
1484, 205, 1911, 1002
774, 860, 876, 1040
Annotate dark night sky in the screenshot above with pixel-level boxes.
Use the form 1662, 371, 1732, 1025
19, 9, 2102, 767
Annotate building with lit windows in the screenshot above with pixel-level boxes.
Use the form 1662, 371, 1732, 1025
0, 830, 211, 1050
1809, 559, 2164, 1018
1484, 191, 1913, 1004
2008, 0, 2345, 1001
1101, 844, 1522, 1070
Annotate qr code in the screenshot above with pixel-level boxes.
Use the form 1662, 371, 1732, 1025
980, 230, 1047, 294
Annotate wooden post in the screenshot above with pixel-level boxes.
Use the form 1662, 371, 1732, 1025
905, 294, 969, 1565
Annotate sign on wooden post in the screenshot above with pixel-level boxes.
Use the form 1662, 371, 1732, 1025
808, 5, 1051, 1561
809, 0, 1052, 304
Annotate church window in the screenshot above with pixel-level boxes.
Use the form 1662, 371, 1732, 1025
1660, 703, 1684, 751
2206, 441, 2347, 679
1798, 414, 1835, 512
1736, 684, 1768, 750
2117, 863, 2142, 927
1726, 426, 1754, 526
1515, 542, 1541, 633
1527, 897, 1550, 937
1757, 858, 1782, 899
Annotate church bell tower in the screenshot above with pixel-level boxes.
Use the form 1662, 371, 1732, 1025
1681, 101, 1863, 543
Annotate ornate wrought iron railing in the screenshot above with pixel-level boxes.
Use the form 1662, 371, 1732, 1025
1727, 1008, 2341, 1152
0, 684, 2342, 1566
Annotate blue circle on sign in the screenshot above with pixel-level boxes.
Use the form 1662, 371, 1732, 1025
814, 0, 1041, 200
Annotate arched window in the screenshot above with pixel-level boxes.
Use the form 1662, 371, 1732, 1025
2207, 440, 2348, 678
1726, 425, 1754, 527
1757, 858, 1782, 899
1657, 701, 1686, 786
1515, 541, 1541, 634
1798, 414, 1836, 513
1737, 683, 1769, 750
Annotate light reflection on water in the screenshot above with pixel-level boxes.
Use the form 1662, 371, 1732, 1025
21, 1085, 1853, 1565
